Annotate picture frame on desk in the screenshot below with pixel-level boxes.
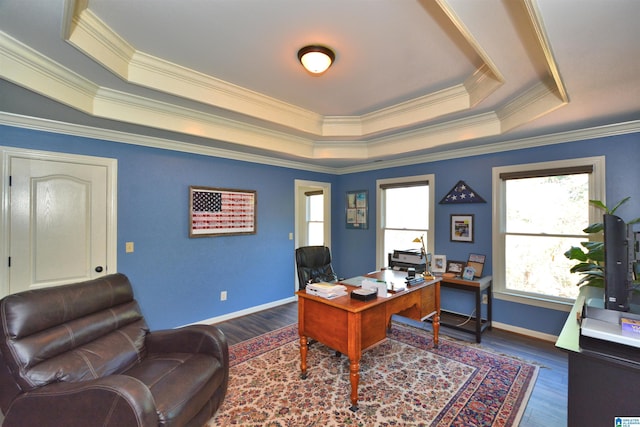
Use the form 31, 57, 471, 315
467, 253, 486, 278
462, 266, 476, 280
432, 254, 447, 274
446, 260, 465, 276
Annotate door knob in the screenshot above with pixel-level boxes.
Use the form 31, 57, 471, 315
95, 266, 104, 273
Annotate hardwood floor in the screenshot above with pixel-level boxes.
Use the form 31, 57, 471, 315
214, 302, 568, 427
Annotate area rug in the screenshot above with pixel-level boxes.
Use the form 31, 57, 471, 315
206, 323, 538, 426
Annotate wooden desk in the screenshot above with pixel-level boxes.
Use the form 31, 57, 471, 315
439, 275, 492, 343
296, 269, 441, 411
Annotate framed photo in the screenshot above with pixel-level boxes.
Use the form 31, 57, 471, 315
346, 190, 368, 229
466, 253, 486, 278
432, 254, 447, 274
189, 186, 256, 237
450, 214, 474, 243
462, 266, 476, 281
446, 260, 465, 275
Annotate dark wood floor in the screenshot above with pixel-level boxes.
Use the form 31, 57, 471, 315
214, 302, 568, 427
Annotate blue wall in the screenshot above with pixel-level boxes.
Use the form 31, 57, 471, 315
0, 125, 335, 329
2, 124, 638, 336
332, 133, 640, 336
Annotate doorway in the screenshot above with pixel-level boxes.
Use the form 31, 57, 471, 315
294, 179, 331, 290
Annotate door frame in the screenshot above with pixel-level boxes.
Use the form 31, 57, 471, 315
294, 179, 331, 291
0, 146, 118, 297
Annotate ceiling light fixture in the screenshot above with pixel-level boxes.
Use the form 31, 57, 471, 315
297, 45, 335, 75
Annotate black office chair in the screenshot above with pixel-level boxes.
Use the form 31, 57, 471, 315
295, 245, 339, 290
295, 245, 342, 356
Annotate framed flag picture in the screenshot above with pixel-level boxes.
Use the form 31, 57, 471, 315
189, 186, 256, 237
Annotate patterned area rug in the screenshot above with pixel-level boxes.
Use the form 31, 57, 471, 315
206, 323, 538, 426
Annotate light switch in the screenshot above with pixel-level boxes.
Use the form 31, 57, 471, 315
125, 242, 134, 253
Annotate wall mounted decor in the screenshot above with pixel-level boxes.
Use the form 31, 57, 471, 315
346, 190, 368, 229
440, 180, 486, 204
189, 186, 256, 237
450, 214, 474, 243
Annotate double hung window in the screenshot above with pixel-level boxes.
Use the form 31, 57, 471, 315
377, 175, 435, 269
492, 157, 605, 307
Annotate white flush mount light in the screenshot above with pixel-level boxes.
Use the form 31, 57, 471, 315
297, 45, 335, 75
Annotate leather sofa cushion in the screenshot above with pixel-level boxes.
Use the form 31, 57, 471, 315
0, 274, 149, 390
124, 352, 225, 426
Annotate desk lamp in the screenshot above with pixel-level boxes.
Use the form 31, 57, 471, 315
412, 235, 434, 279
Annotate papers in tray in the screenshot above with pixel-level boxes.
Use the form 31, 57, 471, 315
340, 276, 368, 287
306, 282, 348, 299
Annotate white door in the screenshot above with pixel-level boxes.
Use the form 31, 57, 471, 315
2, 149, 117, 295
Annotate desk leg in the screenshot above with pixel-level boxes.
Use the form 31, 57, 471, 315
475, 289, 482, 343
432, 312, 440, 348
349, 359, 360, 411
299, 335, 308, 379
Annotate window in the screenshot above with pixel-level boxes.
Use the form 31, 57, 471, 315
376, 175, 435, 270
492, 157, 605, 308
306, 191, 324, 246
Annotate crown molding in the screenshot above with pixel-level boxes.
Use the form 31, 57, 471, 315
64, 2, 505, 139
3, 112, 636, 176
0, 112, 332, 173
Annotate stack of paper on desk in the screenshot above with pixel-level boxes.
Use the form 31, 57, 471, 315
306, 282, 348, 299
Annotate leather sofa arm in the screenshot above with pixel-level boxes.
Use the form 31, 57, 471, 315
3, 375, 157, 427
145, 325, 229, 365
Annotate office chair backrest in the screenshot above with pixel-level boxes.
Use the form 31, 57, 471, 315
295, 245, 338, 290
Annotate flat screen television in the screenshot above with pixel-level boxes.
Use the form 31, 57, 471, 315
603, 213, 631, 311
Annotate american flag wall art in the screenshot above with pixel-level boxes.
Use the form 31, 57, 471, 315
189, 186, 256, 237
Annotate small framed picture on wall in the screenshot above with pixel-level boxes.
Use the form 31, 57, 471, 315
450, 214, 474, 243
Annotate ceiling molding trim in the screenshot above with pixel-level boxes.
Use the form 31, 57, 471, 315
67, 5, 135, 78
366, 112, 502, 158
336, 120, 640, 175
0, 32, 97, 112
91, 87, 316, 158
436, 0, 505, 83
67, 8, 324, 134
523, 0, 568, 102
497, 76, 567, 132
65, 4, 508, 140
0, 112, 333, 173
465, 63, 504, 107
1, 113, 638, 176
360, 84, 472, 135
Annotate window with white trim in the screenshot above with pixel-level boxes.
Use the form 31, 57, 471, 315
492, 157, 605, 307
376, 175, 435, 270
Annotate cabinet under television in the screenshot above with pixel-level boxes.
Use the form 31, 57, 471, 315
557, 286, 640, 426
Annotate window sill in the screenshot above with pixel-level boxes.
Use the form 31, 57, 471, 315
494, 291, 573, 312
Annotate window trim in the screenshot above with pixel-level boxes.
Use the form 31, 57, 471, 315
492, 156, 605, 311
376, 174, 435, 271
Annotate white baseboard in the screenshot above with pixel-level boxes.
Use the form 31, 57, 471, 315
185, 296, 297, 327
492, 321, 558, 343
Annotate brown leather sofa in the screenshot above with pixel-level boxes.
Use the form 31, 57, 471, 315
0, 273, 228, 426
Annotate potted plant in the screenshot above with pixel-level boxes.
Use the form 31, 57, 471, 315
564, 197, 640, 288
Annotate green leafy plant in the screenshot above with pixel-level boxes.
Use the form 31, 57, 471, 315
564, 197, 640, 288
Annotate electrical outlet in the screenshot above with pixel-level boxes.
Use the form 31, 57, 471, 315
220, 291, 227, 301
125, 242, 134, 253
482, 294, 488, 304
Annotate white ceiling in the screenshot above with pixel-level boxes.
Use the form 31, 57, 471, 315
1, 0, 639, 170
